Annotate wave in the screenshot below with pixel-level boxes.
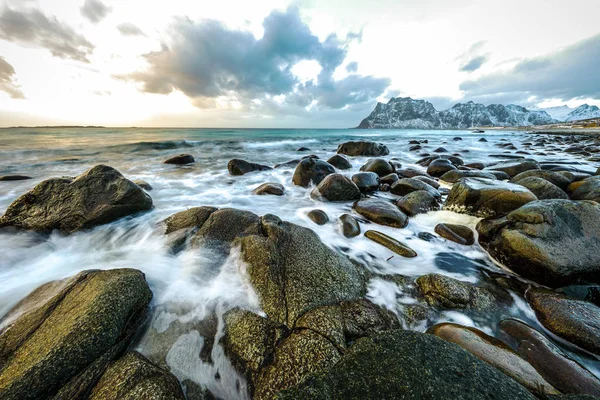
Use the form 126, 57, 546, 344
107, 140, 205, 152
243, 139, 319, 149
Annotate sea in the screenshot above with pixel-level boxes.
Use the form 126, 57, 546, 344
0, 127, 598, 397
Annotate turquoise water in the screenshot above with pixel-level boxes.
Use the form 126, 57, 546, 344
0, 127, 598, 397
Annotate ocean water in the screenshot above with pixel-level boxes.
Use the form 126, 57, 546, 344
0, 127, 598, 396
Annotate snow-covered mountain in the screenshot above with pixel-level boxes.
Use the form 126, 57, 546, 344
357, 97, 556, 129
527, 104, 600, 122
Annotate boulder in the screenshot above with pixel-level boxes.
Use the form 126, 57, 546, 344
396, 168, 427, 178
514, 177, 568, 200
0, 269, 152, 400
227, 159, 272, 175
570, 176, 600, 202
359, 159, 394, 177
511, 170, 571, 190
390, 178, 440, 198
88, 351, 185, 400
364, 230, 417, 257
526, 289, 600, 355
338, 214, 360, 238
191, 208, 261, 253
396, 191, 440, 216
427, 323, 557, 396
253, 183, 285, 196
278, 330, 536, 400
326, 154, 352, 170
310, 174, 361, 202
0, 175, 32, 181
164, 154, 195, 164
351, 172, 379, 193
434, 223, 474, 245
162, 206, 218, 235
353, 199, 408, 228
477, 200, 600, 287
427, 159, 457, 178
292, 158, 335, 187
444, 177, 537, 218
380, 173, 399, 185
414, 175, 440, 189
307, 209, 329, 225
500, 319, 600, 396
133, 179, 152, 191
337, 141, 389, 156
440, 170, 497, 183
484, 159, 540, 177
0, 165, 153, 233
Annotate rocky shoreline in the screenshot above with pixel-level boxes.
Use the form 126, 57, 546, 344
1, 134, 600, 399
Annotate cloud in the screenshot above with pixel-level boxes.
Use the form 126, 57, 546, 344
117, 22, 145, 37
0, 7, 94, 62
460, 54, 490, 72
460, 33, 600, 103
0, 57, 25, 99
122, 7, 390, 113
80, 0, 111, 24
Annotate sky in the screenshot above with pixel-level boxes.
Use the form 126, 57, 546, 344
0, 0, 598, 128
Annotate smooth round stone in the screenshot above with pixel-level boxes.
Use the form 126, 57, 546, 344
310, 174, 361, 202
500, 318, 600, 397
351, 172, 380, 193
396, 168, 427, 178
326, 154, 352, 170
336, 141, 389, 156
380, 173, 399, 185
511, 170, 571, 190
353, 199, 408, 228
360, 159, 394, 177
292, 158, 335, 187
513, 177, 568, 200
164, 154, 195, 165
427, 159, 457, 178
339, 214, 360, 238
440, 170, 497, 183
307, 209, 329, 225
0, 175, 32, 181
434, 223, 474, 245
228, 159, 272, 175
133, 179, 153, 191
252, 182, 285, 196
364, 230, 417, 257
390, 178, 439, 198
413, 175, 440, 189
396, 191, 439, 216
484, 159, 540, 177
427, 323, 558, 396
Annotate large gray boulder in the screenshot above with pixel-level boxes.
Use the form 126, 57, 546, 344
292, 158, 335, 187
477, 200, 600, 287
0, 165, 153, 233
444, 177, 537, 218
227, 159, 272, 175
311, 174, 361, 202
0, 269, 152, 400
337, 141, 389, 156
278, 330, 535, 400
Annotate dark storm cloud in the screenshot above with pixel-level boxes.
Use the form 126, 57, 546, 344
80, 0, 111, 24
117, 22, 145, 37
0, 56, 25, 99
123, 7, 390, 111
460, 33, 600, 102
460, 54, 490, 72
0, 7, 94, 62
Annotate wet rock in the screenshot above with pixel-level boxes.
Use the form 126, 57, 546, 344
487, 170, 511, 180
0, 269, 152, 400
339, 214, 360, 238
440, 170, 497, 183
570, 176, 600, 202
484, 159, 540, 177
380, 173, 399, 185
307, 209, 329, 225
414, 175, 440, 189
434, 147, 448, 153
434, 223, 474, 245
238, 214, 365, 326
427, 323, 557, 396
513, 176, 568, 200
477, 200, 600, 287
274, 159, 301, 169
416, 273, 510, 310
326, 154, 352, 170
297, 147, 310, 151
89, 351, 185, 400
353, 199, 408, 228
466, 162, 485, 169
310, 174, 361, 202
0, 165, 153, 233
164, 154, 195, 164
133, 179, 152, 190
253, 182, 285, 196
0, 175, 31, 181
478, 137, 488, 142
292, 158, 335, 187
337, 141, 389, 156
558, 285, 600, 307
427, 159, 457, 178
500, 318, 600, 396
228, 159, 272, 175
359, 159, 394, 177
396, 190, 440, 216
444, 177, 537, 218
351, 172, 379, 193
396, 167, 427, 178
390, 177, 440, 198
526, 289, 600, 355
511, 170, 571, 190
162, 206, 218, 235
279, 330, 536, 400
365, 230, 417, 257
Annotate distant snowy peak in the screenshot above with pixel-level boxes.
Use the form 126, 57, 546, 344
357, 97, 556, 129
533, 104, 600, 122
